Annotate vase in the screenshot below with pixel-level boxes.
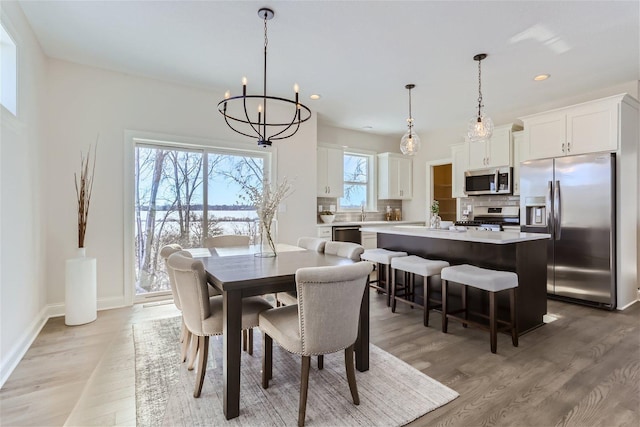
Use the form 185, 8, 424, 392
256, 218, 277, 257
65, 247, 97, 325
430, 213, 441, 229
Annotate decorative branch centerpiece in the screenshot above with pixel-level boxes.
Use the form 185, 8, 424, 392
240, 177, 292, 257
429, 200, 441, 229
75, 143, 97, 252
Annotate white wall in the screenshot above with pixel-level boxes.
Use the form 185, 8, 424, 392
0, 2, 48, 386
318, 124, 397, 153
44, 59, 318, 309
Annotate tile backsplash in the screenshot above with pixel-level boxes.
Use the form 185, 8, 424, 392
457, 195, 520, 220
316, 197, 403, 223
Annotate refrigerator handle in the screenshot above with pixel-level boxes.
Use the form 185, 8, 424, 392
546, 180, 554, 236
554, 180, 562, 240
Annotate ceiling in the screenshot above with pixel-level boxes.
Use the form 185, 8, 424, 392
17, 1, 640, 137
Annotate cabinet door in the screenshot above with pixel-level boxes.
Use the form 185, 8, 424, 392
467, 140, 488, 170
317, 147, 344, 197
361, 231, 377, 249
397, 157, 413, 199
486, 126, 511, 167
567, 99, 618, 155
377, 153, 400, 199
525, 113, 566, 159
451, 144, 468, 198
512, 131, 523, 195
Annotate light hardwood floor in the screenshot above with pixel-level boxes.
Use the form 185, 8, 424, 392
1, 294, 639, 426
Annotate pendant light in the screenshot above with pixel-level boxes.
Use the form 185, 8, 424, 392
217, 8, 312, 147
467, 53, 494, 142
400, 84, 420, 156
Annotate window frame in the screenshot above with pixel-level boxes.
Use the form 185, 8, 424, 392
124, 130, 275, 304
1, 18, 18, 118
338, 149, 377, 213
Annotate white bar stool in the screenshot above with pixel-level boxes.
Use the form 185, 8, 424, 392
390, 255, 450, 326
441, 264, 518, 354
360, 249, 408, 306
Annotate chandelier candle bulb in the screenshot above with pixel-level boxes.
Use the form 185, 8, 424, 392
224, 90, 230, 99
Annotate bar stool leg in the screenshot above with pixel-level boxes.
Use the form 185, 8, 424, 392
441, 279, 448, 333
462, 284, 468, 328
385, 265, 392, 307
489, 291, 497, 354
391, 267, 397, 313
423, 276, 430, 326
510, 288, 518, 347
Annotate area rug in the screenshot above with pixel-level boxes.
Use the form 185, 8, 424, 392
134, 316, 458, 426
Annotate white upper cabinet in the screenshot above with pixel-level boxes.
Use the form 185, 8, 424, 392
317, 146, 344, 197
378, 152, 413, 200
512, 130, 524, 196
466, 124, 520, 170
451, 143, 468, 198
521, 95, 624, 160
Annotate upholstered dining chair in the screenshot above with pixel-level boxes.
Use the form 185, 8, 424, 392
275, 237, 327, 307
161, 244, 231, 369
324, 240, 365, 261
167, 251, 272, 397
259, 261, 374, 427
203, 234, 250, 248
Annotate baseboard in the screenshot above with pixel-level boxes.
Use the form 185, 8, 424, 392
0, 305, 49, 389
1, 296, 130, 388
617, 297, 639, 311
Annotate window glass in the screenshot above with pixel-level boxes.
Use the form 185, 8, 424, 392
1, 22, 17, 116
134, 143, 267, 296
340, 153, 369, 210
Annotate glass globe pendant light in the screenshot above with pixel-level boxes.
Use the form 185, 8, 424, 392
400, 84, 421, 156
467, 53, 494, 142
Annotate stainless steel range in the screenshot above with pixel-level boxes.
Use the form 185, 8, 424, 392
455, 206, 520, 231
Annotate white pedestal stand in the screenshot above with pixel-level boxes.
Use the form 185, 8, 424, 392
65, 248, 97, 326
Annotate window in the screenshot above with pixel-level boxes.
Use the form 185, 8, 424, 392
339, 151, 375, 211
1, 22, 17, 116
133, 140, 269, 298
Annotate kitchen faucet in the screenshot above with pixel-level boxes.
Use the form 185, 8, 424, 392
361, 205, 366, 222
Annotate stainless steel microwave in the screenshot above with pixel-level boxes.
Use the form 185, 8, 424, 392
464, 167, 513, 195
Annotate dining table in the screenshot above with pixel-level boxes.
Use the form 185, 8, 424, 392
195, 244, 371, 420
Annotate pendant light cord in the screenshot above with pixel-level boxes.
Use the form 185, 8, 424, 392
477, 58, 483, 118
262, 10, 269, 137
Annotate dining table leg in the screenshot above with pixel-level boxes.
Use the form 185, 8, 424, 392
355, 283, 370, 372
223, 289, 242, 419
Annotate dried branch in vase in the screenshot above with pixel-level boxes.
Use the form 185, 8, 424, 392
75, 139, 97, 248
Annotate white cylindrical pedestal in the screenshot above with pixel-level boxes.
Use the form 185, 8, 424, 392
65, 251, 97, 326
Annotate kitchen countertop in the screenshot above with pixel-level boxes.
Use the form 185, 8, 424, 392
360, 224, 550, 244
316, 220, 423, 227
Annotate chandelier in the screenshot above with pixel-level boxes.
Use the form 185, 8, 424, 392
467, 53, 494, 142
400, 84, 420, 156
217, 8, 312, 147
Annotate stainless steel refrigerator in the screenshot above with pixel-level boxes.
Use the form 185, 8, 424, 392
520, 152, 616, 309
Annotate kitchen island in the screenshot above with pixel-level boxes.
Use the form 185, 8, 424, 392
360, 225, 551, 335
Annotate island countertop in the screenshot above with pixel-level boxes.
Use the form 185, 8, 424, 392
359, 225, 550, 244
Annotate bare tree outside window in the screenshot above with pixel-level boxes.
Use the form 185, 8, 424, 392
134, 144, 266, 296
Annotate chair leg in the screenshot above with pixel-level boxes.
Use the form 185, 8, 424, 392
490, 291, 497, 354
462, 284, 468, 328
317, 355, 324, 370
262, 333, 272, 388
248, 328, 254, 355
442, 279, 448, 333
243, 329, 248, 352
385, 265, 392, 307
181, 330, 191, 363
187, 334, 199, 370
510, 288, 518, 347
180, 318, 187, 343
194, 335, 209, 398
423, 276, 430, 327
344, 345, 360, 405
391, 266, 397, 313
298, 356, 311, 427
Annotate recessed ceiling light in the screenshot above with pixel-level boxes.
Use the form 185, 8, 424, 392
362, 126, 373, 131
534, 74, 550, 81
310, 94, 321, 100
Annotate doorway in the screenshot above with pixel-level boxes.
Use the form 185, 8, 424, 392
433, 164, 455, 221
